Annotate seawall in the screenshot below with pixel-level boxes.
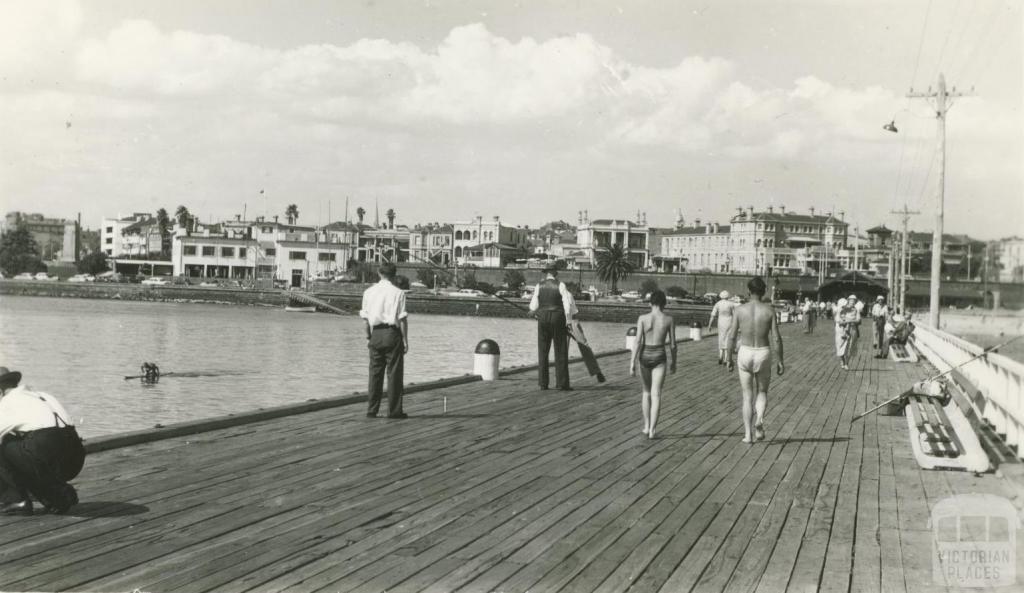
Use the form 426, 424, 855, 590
0, 280, 712, 324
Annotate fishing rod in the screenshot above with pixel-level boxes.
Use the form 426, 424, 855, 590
852, 333, 1023, 422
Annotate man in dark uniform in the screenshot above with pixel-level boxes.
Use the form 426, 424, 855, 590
529, 264, 575, 391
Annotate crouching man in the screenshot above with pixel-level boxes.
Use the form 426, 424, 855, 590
0, 367, 85, 515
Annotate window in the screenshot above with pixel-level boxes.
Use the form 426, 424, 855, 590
266, 248, 276, 256
105, 237, 112, 244
239, 248, 247, 258
289, 251, 306, 260
106, 227, 113, 233
318, 253, 335, 262
221, 247, 235, 257
183, 245, 197, 256
202, 246, 215, 256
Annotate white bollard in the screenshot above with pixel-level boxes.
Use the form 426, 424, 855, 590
474, 339, 500, 381
689, 321, 702, 341
626, 326, 637, 351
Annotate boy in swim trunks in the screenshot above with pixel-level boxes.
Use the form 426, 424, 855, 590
629, 290, 677, 439
726, 276, 784, 443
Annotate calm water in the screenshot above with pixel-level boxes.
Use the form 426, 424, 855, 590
0, 295, 635, 437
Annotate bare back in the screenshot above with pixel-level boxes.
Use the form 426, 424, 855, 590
732, 299, 778, 348
639, 310, 675, 347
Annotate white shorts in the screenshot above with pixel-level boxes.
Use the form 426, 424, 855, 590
737, 345, 772, 380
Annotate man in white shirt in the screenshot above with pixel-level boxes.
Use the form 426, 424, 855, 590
529, 264, 576, 390
360, 262, 410, 419
0, 367, 84, 515
871, 295, 890, 358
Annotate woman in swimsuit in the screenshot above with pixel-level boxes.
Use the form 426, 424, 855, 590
629, 290, 677, 439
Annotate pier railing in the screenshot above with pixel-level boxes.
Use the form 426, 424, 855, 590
913, 323, 1024, 459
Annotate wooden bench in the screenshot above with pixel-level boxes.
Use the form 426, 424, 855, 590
903, 375, 991, 472
945, 368, 1019, 467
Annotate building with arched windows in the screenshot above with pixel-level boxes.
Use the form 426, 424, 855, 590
453, 216, 530, 267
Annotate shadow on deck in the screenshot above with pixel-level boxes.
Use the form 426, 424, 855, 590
1, 324, 1021, 592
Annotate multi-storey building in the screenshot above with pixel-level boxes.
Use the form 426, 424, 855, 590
357, 225, 410, 264
172, 217, 357, 287
100, 213, 152, 258
453, 216, 529, 267
4, 211, 78, 261
658, 206, 851, 275
408, 224, 454, 265
576, 213, 653, 270
997, 238, 1024, 283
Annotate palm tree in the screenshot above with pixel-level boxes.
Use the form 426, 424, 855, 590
285, 204, 299, 225
356, 207, 366, 224
595, 243, 635, 295
385, 208, 395, 229
175, 205, 192, 235
155, 208, 171, 257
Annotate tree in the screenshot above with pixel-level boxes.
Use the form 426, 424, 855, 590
386, 208, 396, 229
156, 208, 171, 257
78, 251, 110, 275
356, 207, 366, 224
595, 243, 635, 294
0, 223, 46, 275
460, 270, 478, 289
503, 269, 526, 292
416, 268, 439, 288
175, 205, 192, 234
666, 285, 689, 299
285, 204, 299, 225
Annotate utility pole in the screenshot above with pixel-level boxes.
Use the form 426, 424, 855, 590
908, 73, 972, 327
891, 205, 919, 313
853, 225, 860, 272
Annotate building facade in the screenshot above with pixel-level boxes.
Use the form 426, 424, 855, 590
452, 216, 529, 266
576, 214, 653, 270
4, 211, 78, 262
408, 224, 454, 265
658, 206, 851, 276
101, 213, 153, 258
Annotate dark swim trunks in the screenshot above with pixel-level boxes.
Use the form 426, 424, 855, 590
639, 345, 667, 370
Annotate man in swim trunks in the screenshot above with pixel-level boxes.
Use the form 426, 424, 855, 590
726, 276, 784, 443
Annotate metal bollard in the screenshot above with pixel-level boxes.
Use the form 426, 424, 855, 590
474, 339, 500, 381
626, 326, 637, 351
689, 321, 702, 341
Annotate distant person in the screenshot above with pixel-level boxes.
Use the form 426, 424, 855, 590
801, 298, 816, 334
726, 277, 784, 444
833, 298, 860, 370
629, 290, 677, 439
529, 264, 575, 391
871, 295, 890, 358
359, 262, 409, 419
708, 291, 737, 365
0, 367, 84, 515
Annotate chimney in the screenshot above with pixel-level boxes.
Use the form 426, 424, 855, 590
235, 214, 241, 221
695, 217, 701, 228
780, 205, 786, 214
747, 206, 754, 219
810, 206, 815, 216
584, 209, 589, 223
578, 210, 583, 225
642, 212, 647, 226
767, 205, 774, 214
838, 210, 845, 221
705, 223, 712, 234
273, 215, 279, 223
713, 222, 719, 233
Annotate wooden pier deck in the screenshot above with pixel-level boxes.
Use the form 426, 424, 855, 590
2, 325, 1022, 592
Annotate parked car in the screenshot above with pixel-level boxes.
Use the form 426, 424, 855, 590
448, 288, 487, 297
141, 277, 170, 286
199, 280, 219, 287
34, 272, 57, 281
14, 272, 35, 281
68, 274, 95, 283
620, 290, 641, 300
494, 289, 517, 298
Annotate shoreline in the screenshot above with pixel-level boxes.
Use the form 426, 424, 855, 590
0, 279, 712, 324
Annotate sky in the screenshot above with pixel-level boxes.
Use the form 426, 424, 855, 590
1, 0, 1021, 238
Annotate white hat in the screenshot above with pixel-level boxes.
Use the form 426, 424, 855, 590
719, 290, 730, 299
848, 294, 858, 301
877, 295, 885, 301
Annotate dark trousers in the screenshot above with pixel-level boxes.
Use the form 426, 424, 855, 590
367, 327, 405, 417
537, 310, 570, 389
804, 311, 815, 333
0, 427, 85, 506
874, 318, 887, 353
